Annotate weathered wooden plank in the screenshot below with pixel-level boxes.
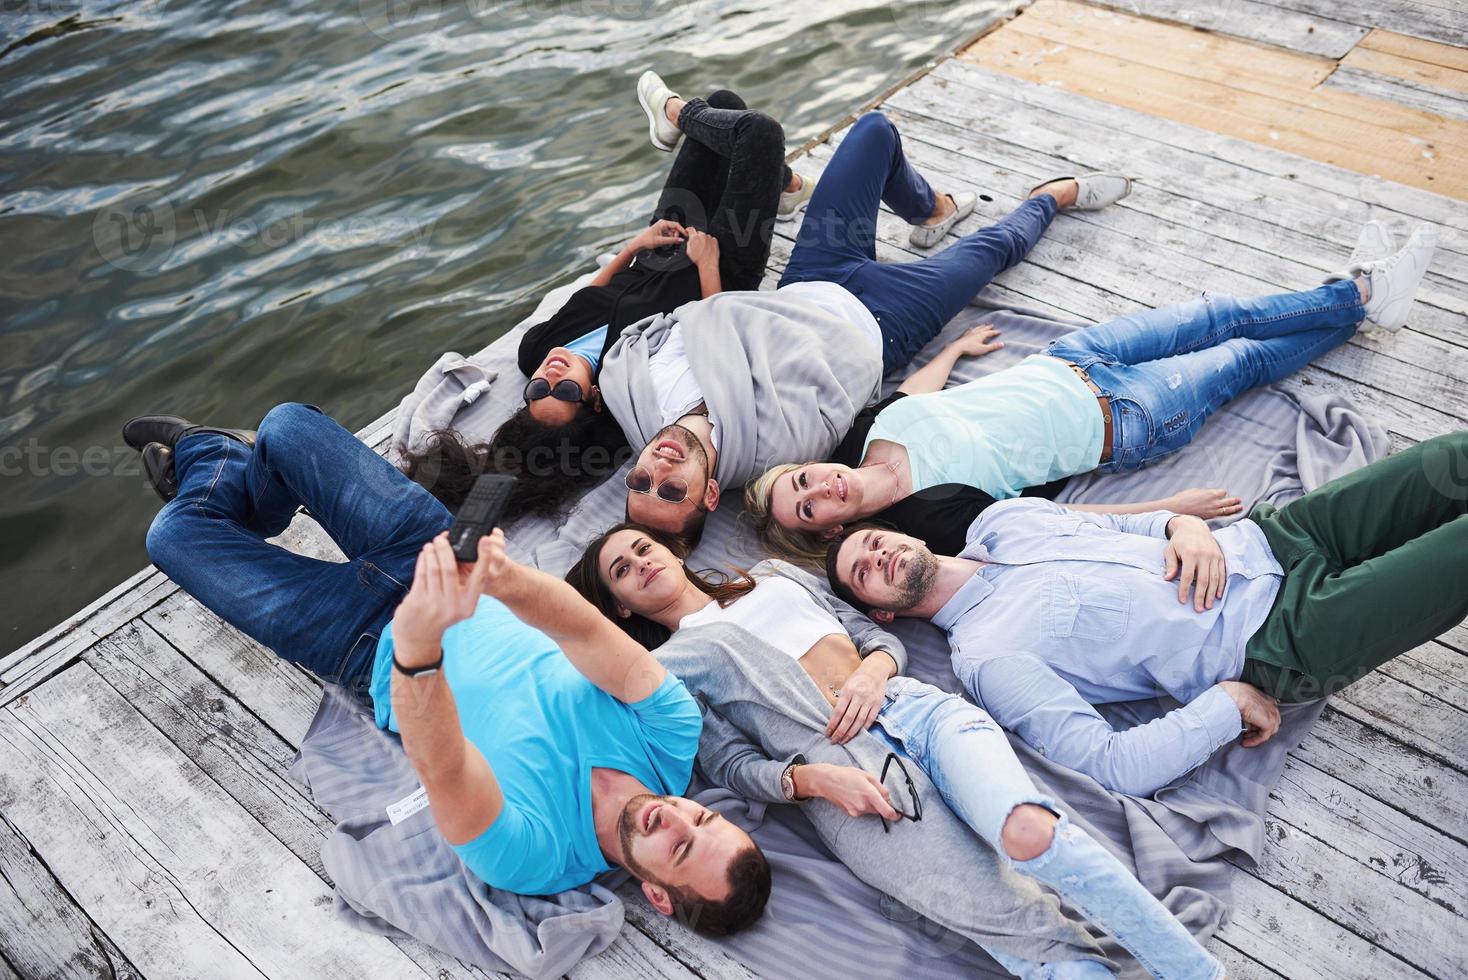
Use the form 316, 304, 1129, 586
1210, 940, 1285, 980
1219, 870, 1430, 978
1246, 811, 1467, 976
142, 590, 323, 747
926, 59, 1468, 233
0, 811, 141, 980
0, 567, 176, 703
1015, 1, 1468, 150
1251, 0, 1468, 49
1331, 668, 1468, 771
1376, 639, 1468, 708
1326, 65, 1468, 124
1269, 755, 1468, 913
1083, 0, 1368, 59
963, 24, 1467, 199
1360, 28, 1468, 73
1343, 41, 1468, 95
1296, 707, 1468, 840
0, 662, 431, 980
566, 926, 698, 980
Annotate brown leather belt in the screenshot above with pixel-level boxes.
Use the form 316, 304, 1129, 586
1067, 363, 1114, 464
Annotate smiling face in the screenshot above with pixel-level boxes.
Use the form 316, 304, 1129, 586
526, 347, 596, 426
625, 423, 715, 535
769, 461, 864, 535
619, 793, 754, 904
833, 527, 939, 612
598, 528, 689, 618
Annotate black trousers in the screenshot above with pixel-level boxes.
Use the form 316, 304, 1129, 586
650, 89, 789, 292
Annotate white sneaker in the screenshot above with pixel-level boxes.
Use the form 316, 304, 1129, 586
636, 70, 682, 152
1360, 223, 1437, 332
1349, 220, 1396, 266
778, 171, 816, 219
1029, 173, 1133, 210
909, 191, 977, 248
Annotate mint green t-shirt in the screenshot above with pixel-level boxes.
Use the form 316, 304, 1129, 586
865, 355, 1104, 498
373, 596, 701, 895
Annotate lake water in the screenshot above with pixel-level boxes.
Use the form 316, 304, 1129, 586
0, 0, 1003, 652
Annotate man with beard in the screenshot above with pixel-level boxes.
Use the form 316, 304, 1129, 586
126, 403, 770, 934
824, 432, 1468, 796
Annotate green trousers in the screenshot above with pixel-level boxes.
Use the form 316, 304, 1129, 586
1242, 431, 1468, 702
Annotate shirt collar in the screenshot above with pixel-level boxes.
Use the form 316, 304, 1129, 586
932, 565, 994, 632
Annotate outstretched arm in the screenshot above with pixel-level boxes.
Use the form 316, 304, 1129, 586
1063, 487, 1242, 522
390, 533, 505, 845
476, 528, 668, 704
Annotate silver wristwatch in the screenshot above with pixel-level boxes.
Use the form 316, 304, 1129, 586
780, 754, 808, 803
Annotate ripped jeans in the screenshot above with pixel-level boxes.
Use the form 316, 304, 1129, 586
874, 682, 1222, 980
1044, 280, 1363, 473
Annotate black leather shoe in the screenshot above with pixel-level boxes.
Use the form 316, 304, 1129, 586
123, 414, 191, 451
123, 415, 256, 451
141, 443, 179, 502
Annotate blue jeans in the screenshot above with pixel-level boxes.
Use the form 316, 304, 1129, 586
780, 112, 1057, 373
875, 683, 1222, 980
1046, 281, 1364, 473
145, 403, 452, 700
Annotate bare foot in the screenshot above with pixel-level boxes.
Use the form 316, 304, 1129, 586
1030, 178, 1079, 209
922, 193, 956, 226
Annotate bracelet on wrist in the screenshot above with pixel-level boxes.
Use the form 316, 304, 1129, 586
393, 647, 444, 677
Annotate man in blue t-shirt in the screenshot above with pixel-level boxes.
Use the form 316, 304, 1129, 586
129, 403, 770, 936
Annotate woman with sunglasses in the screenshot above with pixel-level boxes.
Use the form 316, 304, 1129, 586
566, 522, 1225, 980
401, 73, 809, 517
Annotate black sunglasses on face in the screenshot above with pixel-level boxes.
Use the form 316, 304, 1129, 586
625, 466, 691, 504
524, 377, 590, 405
879, 752, 923, 834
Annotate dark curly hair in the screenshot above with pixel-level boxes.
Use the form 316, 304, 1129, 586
399, 406, 629, 521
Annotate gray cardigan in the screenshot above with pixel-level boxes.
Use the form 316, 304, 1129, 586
654, 621, 1108, 968
598, 290, 884, 488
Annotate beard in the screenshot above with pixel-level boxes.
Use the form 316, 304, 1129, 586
618, 792, 669, 883
892, 544, 938, 609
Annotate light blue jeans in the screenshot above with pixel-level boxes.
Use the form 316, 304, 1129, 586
874, 683, 1223, 980
1045, 279, 1364, 473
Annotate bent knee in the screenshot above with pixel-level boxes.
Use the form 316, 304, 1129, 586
1001, 803, 1058, 862
258, 402, 322, 443
737, 110, 784, 146
706, 89, 747, 111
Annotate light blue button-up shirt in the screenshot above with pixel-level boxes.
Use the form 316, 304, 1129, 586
934, 498, 1284, 796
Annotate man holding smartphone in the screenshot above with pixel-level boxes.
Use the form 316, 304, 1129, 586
123, 403, 770, 933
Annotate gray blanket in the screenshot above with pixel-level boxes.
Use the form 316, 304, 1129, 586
597, 289, 883, 487
315, 290, 1388, 979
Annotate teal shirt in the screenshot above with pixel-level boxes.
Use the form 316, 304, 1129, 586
372, 596, 701, 895
564, 324, 609, 373
865, 355, 1104, 497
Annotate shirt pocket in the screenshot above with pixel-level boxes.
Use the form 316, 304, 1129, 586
1042, 571, 1131, 641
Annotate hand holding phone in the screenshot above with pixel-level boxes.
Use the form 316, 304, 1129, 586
447, 474, 517, 562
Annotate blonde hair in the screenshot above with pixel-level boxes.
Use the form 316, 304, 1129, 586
743, 462, 829, 566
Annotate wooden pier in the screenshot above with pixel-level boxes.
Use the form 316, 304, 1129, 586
2, 1, 1465, 977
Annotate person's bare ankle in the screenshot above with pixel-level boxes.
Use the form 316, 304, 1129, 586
923, 193, 954, 226
1030, 179, 1079, 209
664, 97, 685, 128
1356, 274, 1371, 304
785, 172, 802, 194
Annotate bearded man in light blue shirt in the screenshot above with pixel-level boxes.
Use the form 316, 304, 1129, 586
824, 433, 1468, 796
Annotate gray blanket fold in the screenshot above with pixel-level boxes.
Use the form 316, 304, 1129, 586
298, 292, 1387, 979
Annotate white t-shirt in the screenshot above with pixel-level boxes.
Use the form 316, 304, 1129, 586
776, 280, 883, 354
679, 575, 846, 660
646, 324, 721, 451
